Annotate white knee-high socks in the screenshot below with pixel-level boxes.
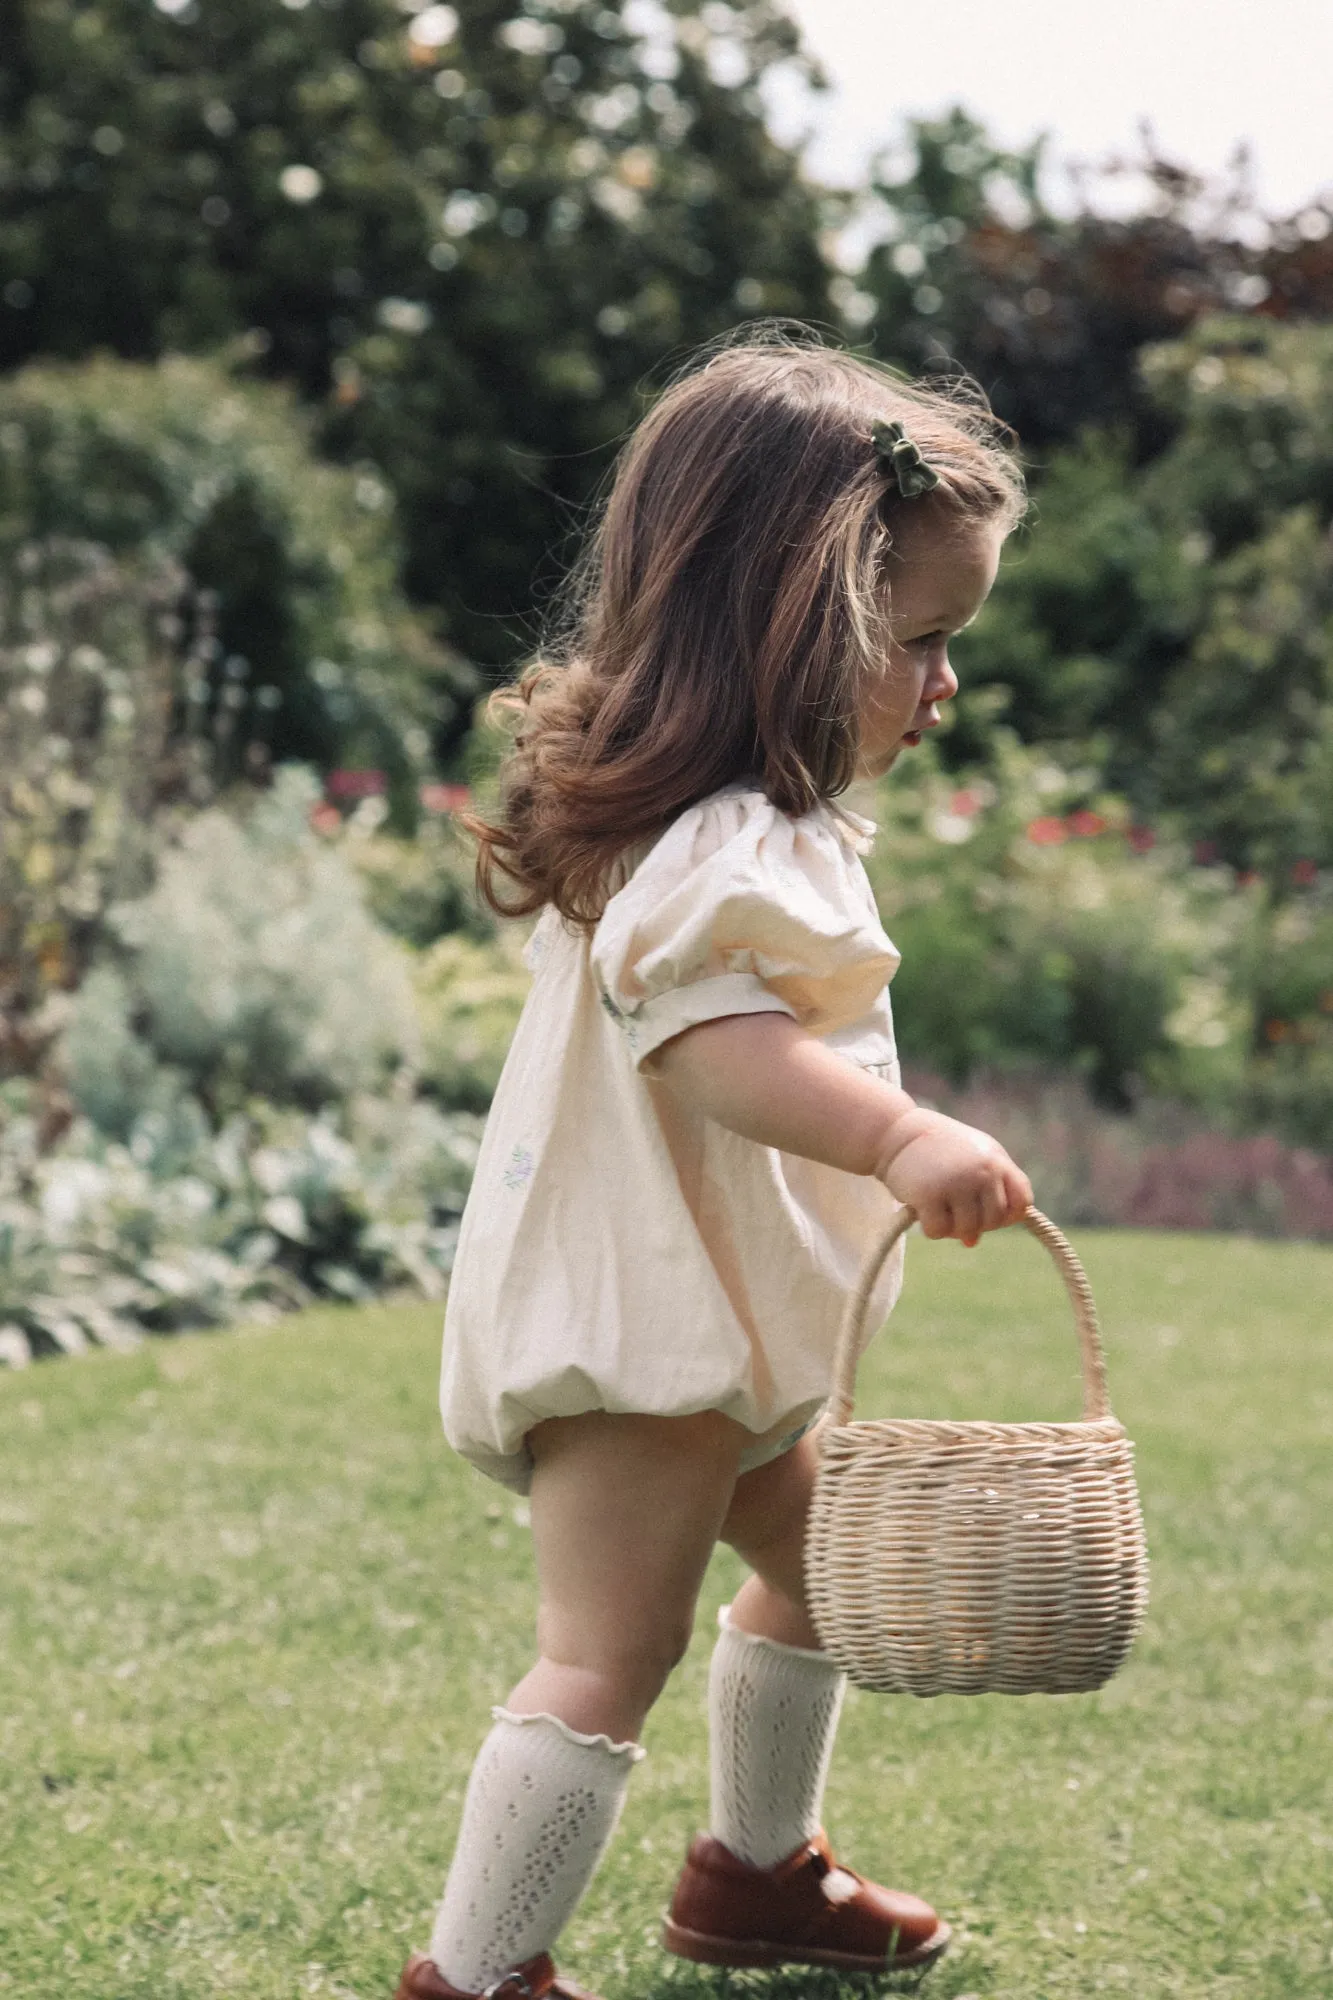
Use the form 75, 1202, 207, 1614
429, 1707, 644, 1991
707, 1603, 848, 1868
429, 1610, 845, 1987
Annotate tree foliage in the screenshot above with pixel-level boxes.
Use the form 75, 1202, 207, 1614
0, 0, 834, 713
858, 108, 1333, 453
951, 318, 1333, 885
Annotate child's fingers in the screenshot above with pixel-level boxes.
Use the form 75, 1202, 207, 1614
977, 1167, 1030, 1236
950, 1191, 984, 1246
1007, 1166, 1034, 1220
907, 1164, 1030, 1243
974, 1181, 1006, 1236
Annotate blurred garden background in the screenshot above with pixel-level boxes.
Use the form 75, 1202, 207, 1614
4, 0, 1333, 1363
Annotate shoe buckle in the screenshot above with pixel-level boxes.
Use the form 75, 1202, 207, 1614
481, 1975, 536, 2000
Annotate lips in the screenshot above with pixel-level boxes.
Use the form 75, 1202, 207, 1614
900, 730, 923, 747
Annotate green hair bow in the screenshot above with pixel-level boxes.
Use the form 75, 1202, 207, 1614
871, 418, 941, 499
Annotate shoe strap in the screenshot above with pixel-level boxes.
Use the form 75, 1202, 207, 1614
480, 1955, 555, 2000
797, 1838, 863, 1908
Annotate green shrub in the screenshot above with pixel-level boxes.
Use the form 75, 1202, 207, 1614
65, 768, 419, 1126
0, 761, 526, 1359
861, 733, 1333, 1149
0, 1077, 479, 1362
344, 813, 496, 949
863, 737, 1249, 1111
0, 355, 475, 809
411, 931, 532, 1113
0, 537, 214, 1083
1148, 505, 1333, 878
1235, 889, 1333, 1150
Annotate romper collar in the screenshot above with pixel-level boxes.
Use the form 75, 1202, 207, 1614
712, 777, 879, 856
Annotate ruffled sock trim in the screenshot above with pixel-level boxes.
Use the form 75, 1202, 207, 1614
717, 1601, 839, 1669
491, 1704, 647, 1762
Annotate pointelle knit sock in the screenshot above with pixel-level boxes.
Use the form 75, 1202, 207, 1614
429, 1706, 645, 1991
707, 1601, 848, 1869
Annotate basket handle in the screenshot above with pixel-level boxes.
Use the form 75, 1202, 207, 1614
825, 1204, 1112, 1428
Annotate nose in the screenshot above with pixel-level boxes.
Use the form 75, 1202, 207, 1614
926, 651, 959, 705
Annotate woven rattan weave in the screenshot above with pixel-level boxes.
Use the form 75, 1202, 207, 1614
804, 1206, 1148, 1696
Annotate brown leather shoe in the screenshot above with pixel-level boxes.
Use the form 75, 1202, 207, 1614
393, 1950, 603, 2000
662, 1828, 951, 1973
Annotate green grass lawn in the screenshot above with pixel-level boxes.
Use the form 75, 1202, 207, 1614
3, 1228, 1332, 2000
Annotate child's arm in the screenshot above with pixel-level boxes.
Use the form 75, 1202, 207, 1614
653, 1011, 1030, 1246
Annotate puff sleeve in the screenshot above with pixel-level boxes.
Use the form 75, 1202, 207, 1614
589, 789, 900, 1071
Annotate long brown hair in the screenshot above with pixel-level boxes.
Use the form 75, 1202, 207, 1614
466, 325, 1024, 926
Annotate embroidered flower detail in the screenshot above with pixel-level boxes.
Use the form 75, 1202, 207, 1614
599, 988, 641, 1052
502, 1144, 535, 1191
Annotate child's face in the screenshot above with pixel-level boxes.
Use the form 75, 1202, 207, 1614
856, 515, 1006, 780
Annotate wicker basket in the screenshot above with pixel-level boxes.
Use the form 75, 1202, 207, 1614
804, 1205, 1148, 1696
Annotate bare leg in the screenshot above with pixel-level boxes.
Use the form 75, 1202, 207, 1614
506, 1408, 748, 1742
424, 1410, 749, 1989
719, 1429, 824, 1648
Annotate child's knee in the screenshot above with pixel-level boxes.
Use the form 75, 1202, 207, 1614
539, 1610, 694, 1694
530, 1637, 680, 1726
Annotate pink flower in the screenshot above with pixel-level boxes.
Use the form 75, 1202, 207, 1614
949, 787, 984, 817
1127, 826, 1156, 853
1025, 816, 1067, 845
1067, 810, 1107, 838
1291, 858, 1319, 888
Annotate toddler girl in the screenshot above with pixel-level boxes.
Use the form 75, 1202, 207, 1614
396, 330, 1032, 2000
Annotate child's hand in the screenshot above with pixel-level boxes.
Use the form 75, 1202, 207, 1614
875, 1108, 1032, 1246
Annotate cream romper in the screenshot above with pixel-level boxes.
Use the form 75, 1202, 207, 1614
439, 783, 907, 1493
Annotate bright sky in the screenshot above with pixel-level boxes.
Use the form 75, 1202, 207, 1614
774, 0, 1333, 220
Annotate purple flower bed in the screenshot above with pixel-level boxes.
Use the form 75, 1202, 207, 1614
904, 1067, 1333, 1241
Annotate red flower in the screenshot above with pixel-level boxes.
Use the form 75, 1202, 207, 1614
1127, 826, 1156, 853
949, 787, 984, 817
1025, 816, 1067, 845
420, 783, 472, 814
326, 768, 387, 800
1067, 809, 1107, 838
1291, 859, 1319, 888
